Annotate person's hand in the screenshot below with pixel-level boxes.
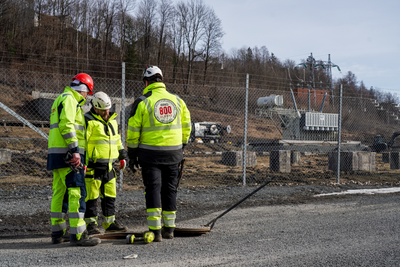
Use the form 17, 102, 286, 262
64, 151, 83, 173
70, 153, 81, 167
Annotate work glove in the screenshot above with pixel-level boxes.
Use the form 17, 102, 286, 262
182, 143, 187, 151
118, 149, 128, 171
119, 159, 127, 171
71, 163, 83, 173
118, 149, 128, 160
64, 151, 83, 173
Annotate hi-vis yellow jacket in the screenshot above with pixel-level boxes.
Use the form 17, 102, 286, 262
47, 87, 86, 170
127, 82, 191, 164
84, 109, 124, 172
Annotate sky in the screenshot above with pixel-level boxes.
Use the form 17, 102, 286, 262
201, 0, 400, 95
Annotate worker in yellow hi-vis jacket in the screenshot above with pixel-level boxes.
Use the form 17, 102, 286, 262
47, 73, 101, 246
84, 91, 128, 235
127, 66, 191, 242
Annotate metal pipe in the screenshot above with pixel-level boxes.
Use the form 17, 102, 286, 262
0, 101, 48, 140
242, 74, 249, 186
319, 92, 327, 113
290, 88, 301, 118
205, 177, 275, 230
337, 84, 343, 184
119, 62, 126, 192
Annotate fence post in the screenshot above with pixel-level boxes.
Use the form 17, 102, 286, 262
119, 62, 126, 191
242, 74, 249, 186
336, 84, 343, 183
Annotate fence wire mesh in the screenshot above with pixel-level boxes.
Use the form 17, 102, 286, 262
1, 67, 400, 199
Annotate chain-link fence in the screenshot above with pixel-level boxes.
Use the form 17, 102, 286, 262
1, 67, 400, 198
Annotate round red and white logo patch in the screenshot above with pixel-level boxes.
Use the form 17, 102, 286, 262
154, 99, 177, 124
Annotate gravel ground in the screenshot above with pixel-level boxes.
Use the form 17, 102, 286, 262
0, 182, 386, 237
1, 190, 399, 267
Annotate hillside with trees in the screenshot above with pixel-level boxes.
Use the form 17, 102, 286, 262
0, 0, 398, 103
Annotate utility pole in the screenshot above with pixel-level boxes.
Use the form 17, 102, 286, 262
307, 53, 316, 89
327, 54, 332, 92
299, 53, 341, 106
327, 54, 333, 106
325, 54, 341, 98
323, 54, 341, 106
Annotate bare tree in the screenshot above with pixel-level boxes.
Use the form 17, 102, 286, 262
123, 14, 141, 79
46, 0, 75, 70
171, 7, 184, 84
115, 0, 135, 62
0, 0, 11, 18
1, 0, 20, 52
79, 0, 93, 70
176, 0, 209, 88
102, 0, 116, 61
136, 0, 157, 63
200, 7, 223, 85
336, 71, 358, 97
156, 0, 173, 65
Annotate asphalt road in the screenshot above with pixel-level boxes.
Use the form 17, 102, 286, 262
1, 193, 399, 267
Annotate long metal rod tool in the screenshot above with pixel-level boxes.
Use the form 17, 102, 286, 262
205, 177, 275, 230
0, 101, 49, 140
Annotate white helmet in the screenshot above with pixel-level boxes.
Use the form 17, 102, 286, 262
142, 65, 163, 81
92, 92, 112, 110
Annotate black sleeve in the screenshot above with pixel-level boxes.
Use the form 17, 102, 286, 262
118, 149, 128, 160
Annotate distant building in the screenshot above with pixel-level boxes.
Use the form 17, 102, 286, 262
34, 13, 73, 29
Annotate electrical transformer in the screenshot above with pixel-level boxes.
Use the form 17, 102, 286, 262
255, 91, 339, 141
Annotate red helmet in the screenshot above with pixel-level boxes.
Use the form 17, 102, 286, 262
72, 73, 93, 95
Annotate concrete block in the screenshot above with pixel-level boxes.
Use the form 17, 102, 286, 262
390, 152, 400, 169
221, 151, 257, 166
382, 152, 390, 163
0, 149, 12, 164
357, 151, 376, 171
270, 150, 291, 173
291, 151, 301, 164
328, 151, 376, 171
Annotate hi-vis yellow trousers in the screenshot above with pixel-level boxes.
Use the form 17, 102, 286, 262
50, 167, 87, 241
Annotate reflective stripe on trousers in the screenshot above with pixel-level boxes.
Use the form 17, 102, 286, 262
51, 167, 87, 239
102, 215, 116, 230
162, 211, 176, 228
85, 216, 98, 224
85, 169, 117, 226
147, 208, 162, 230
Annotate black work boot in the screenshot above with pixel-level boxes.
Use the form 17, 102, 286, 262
70, 230, 101, 246
51, 230, 70, 244
87, 222, 101, 235
151, 229, 162, 242
105, 220, 128, 232
162, 227, 175, 239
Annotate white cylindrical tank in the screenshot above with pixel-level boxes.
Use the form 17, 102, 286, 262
257, 95, 283, 108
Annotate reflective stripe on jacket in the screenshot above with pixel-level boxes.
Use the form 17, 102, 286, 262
127, 82, 191, 165
85, 109, 123, 172
47, 87, 86, 170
